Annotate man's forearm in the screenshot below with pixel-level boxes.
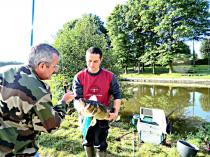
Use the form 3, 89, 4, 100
113, 99, 121, 114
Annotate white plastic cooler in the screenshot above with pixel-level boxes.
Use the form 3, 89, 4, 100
137, 107, 167, 144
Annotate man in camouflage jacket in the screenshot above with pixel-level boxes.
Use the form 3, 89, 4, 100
0, 43, 74, 156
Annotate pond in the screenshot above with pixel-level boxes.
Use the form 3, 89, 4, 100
121, 82, 210, 122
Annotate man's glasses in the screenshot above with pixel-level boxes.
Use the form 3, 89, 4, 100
39, 61, 59, 73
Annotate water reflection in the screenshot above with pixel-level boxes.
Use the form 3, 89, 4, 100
121, 82, 210, 122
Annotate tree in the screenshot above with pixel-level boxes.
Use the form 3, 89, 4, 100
183, 0, 210, 65
0, 61, 23, 67
107, 4, 134, 74
108, 0, 209, 74
200, 39, 210, 59
150, 0, 210, 73
53, 14, 116, 81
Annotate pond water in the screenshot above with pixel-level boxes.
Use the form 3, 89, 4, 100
121, 82, 210, 122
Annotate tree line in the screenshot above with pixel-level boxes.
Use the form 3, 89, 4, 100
53, 0, 210, 80
0, 61, 23, 67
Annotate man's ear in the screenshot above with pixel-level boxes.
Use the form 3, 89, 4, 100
37, 62, 45, 71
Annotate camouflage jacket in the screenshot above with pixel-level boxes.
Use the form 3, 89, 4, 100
0, 65, 66, 156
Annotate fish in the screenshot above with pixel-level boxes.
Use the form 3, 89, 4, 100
78, 98, 110, 120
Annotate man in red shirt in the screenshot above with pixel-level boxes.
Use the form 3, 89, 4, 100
72, 47, 121, 157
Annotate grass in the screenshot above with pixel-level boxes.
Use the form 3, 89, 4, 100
120, 73, 210, 80
37, 111, 210, 157
120, 65, 210, 79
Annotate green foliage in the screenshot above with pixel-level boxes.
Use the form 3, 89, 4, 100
107, 4, 135, 71
200, 39, 210, 59
186, 122, 210, 142
169, 117, 210, 156
107, 0, 210, 73
46, 74, 66, 104
53, 14, 120, 81
156, 42, 191, 70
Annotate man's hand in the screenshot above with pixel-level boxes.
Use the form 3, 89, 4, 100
107, 99, 121, 121
107, 112, 118, 121
74, 99, 86, 115
62, 91, 75, 104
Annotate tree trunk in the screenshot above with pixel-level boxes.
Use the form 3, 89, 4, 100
142, 63, 144, 72
138, 63, 140, 74
168, 86, 173, 96
152, 63, 155, 74
124, 66, 128, 74
168, 62, 173, 74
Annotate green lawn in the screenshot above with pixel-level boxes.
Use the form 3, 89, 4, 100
120, 65, 210, 79
37, 112, 210, 157
120, 73, 210, 79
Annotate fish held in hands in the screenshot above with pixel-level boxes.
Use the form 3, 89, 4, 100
78, 99, 109, 120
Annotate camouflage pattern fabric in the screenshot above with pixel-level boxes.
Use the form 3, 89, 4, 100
0, 65, 66, 156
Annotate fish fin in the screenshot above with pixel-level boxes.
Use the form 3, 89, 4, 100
116, 115, 121, 121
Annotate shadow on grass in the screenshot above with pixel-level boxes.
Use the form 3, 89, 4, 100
37, 132, 83, 156
170, 116, 209, 139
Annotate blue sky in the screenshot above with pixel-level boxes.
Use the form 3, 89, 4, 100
0, 0, 201, 63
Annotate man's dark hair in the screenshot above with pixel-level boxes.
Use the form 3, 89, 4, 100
86, 47, 103, 59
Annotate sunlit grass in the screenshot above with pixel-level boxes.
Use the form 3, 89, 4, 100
37, 69, 210, 157
120, 65, 210, 79
37, 113, 210, 157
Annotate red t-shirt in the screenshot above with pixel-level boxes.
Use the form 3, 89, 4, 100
76, 69, 113, 106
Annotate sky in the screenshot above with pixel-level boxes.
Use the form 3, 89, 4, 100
0, 0, 126, 63
0, 0, 201, 63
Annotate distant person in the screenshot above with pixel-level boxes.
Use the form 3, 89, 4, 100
72, 47, 121, 157
0, 43, 74, 157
